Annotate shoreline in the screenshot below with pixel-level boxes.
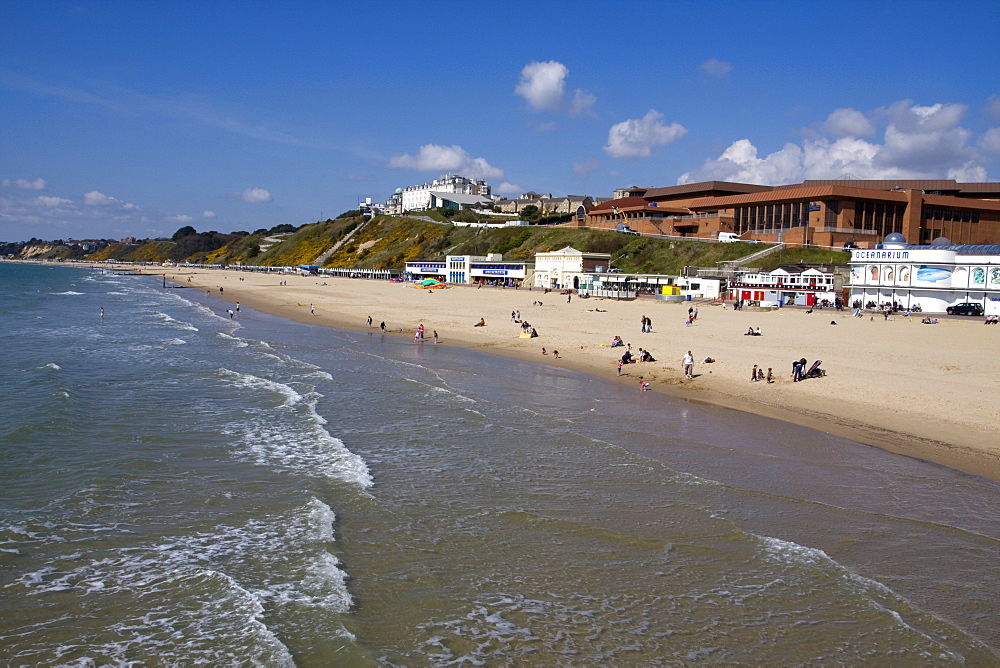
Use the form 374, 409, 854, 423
122, 264, 999, 482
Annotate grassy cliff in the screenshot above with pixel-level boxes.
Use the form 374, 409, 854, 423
85, 215, 850, 272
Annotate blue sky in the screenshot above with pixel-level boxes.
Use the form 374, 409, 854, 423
2, 0, 998, 241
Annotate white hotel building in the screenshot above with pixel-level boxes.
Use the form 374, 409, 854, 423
387, 175, 493, 213
848, 234, 1000, 314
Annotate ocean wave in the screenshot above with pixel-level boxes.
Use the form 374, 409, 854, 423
153, 312, 198, 332
164, 338, 186, 345
217, 332, 250, 347
41, 362, 61, 370
1, 498, 349, 664
217, 368, 302, 406
756, 534, 981, 660
225, 404, 373, 487
51, 291, 84, 295
216, 369, 372, 487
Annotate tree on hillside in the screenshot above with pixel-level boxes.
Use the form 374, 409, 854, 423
520, 205, 539, 221
171, 225, 197, 241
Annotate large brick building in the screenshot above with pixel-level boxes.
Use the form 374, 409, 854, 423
580, 180, 1000, 248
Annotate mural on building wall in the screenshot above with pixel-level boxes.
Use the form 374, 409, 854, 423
897, 266, 910, 284
869, 266, 879, 282
883, 266, 894, 283
972, 268, 986, 285
991, 267, 1000, 285
851, 266, 862, 283
953, 267, 968, 287
916, 265, 952, 283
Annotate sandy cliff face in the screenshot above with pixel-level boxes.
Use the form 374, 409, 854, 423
18, 244, 54, 258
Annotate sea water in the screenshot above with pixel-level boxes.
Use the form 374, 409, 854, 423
0, 262, 997, 666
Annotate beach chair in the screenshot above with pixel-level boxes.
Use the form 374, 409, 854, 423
804, 360, 824, 378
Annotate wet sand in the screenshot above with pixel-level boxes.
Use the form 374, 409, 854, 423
157, 266, 1000, 482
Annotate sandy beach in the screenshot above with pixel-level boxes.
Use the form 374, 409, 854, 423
153, 266, 1000, 481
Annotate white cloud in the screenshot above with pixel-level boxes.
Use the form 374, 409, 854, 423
979, 128, 1000, 155
877, 101, 976, 173
37, 196, 73, 208
83, 191, 112, 206
699, 58, 733, 78
239, 187, 272, 203
821, 108, 875, 138
3, 177, 47, 190
680, 100, 993, 185
515, 61, 567, 110
986, 95, 1000, 120
568, 89, 597, 115
946, 162, 988, 182
604, 110, 687, 158
83, 190, 138, 209
388, 144, 504, 180
495, 182, 522, 195
203, 210, 216, 218
166, 214, 194, 223
514, 60, 595, 115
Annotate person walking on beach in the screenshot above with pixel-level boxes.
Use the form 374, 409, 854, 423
235, 302, 240, 313
751, 364, 759, 382
617, 359, 623, 376
380, 321, 386, 332
683, 350, 695, 378
433, 330, 439, 344
310, 304, 315, 315
367, 315, 373, 328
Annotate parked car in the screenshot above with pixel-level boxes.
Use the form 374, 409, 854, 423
616, 223, 640, 236
946, 302, 984, 316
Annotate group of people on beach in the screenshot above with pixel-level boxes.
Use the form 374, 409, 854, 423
750, 364, 774, 383
686, 307, 699, 326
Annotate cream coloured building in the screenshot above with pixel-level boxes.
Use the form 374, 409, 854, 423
532, 246, 612, 289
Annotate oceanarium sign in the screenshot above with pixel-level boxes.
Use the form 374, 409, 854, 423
852, 250, 910, 261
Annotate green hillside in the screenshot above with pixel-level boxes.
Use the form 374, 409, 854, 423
85, 214, 850, 273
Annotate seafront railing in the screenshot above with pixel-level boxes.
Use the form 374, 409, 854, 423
579, 288, 637, 300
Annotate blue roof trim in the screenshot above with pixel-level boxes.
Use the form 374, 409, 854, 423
903, 244, 1000, 255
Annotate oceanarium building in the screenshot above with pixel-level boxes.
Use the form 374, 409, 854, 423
848, 234, 1000, 314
